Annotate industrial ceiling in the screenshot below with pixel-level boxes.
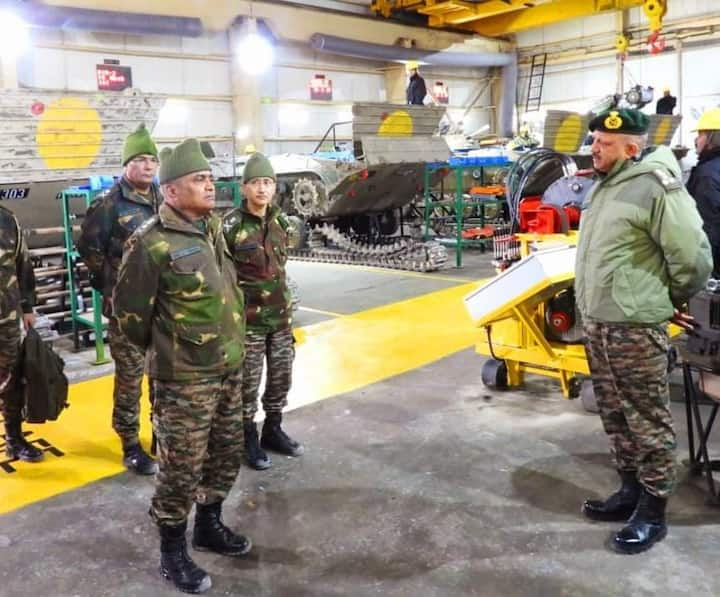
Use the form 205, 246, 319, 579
368, 0, 646, 36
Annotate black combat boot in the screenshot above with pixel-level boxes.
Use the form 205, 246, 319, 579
4, 418, 43, 462
582, 469, 640, 522
159, 522, 211, 594
261, 413, 304, 457
243, 421, 271, 470
612, 487, 668, 554
192, 501, 252, 557
123, 442, 159, 475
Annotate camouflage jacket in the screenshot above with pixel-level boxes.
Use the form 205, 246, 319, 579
0, 206, 35, 372
113, 203, 245, 382
77, 177, 161, 308
223, 202, 292, 333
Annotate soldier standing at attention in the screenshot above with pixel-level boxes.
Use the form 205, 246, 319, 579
223, 153, 303, 470
0, 206, 43, 463
575, 108, 712, 554
114, 139, 250, 594
78, 123, 161, 475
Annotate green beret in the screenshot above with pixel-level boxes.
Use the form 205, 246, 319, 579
589, 109, 649, 134
242, 152, 276, 183
159, 138, 210, 184
122, 123, 158, 165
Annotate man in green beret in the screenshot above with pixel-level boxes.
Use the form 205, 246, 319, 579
223, 152, 303, 470
575, 108, 712, 554
78, 123, 161, 475
114, 138, 250, 593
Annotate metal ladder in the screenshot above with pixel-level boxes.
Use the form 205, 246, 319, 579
525, 53, 547, 112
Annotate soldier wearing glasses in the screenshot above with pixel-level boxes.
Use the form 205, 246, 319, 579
78, 123, 162, 475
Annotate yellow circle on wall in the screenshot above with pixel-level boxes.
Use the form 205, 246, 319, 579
36, 97, 102, 169
378, 110, 413, 137
552, 113, 584, 153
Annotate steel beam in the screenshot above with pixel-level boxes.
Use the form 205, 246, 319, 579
466, 0, 645, 36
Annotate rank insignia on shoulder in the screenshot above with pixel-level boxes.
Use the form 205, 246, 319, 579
651, 169, 681, 190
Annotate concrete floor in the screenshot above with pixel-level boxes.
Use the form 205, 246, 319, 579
2, 250, 720, 596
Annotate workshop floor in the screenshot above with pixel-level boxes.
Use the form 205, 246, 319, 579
1, 250, 720, 597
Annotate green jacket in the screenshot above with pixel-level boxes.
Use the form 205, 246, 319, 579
77, 177, 161, 311
575, 145, 712, 324
223, 202, 292, 334
113, 203, 245, 382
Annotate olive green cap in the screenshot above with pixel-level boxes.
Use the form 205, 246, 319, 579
158, 138, 211, 184
122, 123, 158, 165
242, 152, 276, 183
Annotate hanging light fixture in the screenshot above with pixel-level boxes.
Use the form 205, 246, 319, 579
0, 11, 30, 60
236, 17, 274, 76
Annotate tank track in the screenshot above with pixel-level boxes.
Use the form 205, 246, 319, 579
289, 223, 448, 272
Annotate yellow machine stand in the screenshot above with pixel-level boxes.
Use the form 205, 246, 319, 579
465, 245, 589, 398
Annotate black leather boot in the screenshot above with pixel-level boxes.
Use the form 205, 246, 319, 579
612, 487, 668, 554
261, 413, 304, 457
192, 501, 252, 557
159, 522, 211, 594
123, 442, 159, 475
243, 421, 271, 470
582, 469, 640, 522
4, 418, 43, 463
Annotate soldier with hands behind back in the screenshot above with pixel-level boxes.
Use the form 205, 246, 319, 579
114, 138, 250, 594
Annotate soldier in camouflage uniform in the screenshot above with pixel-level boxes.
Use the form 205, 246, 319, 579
0, 206, 43, 463
575, 109, 712, 554
78, 124, 161, 475
114, 138, 250, 594
223, 152, 303, 470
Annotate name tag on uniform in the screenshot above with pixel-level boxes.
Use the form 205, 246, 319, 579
170, 246, 203, 260
237, 242, 258, 251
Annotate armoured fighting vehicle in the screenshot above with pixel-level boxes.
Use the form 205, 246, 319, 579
212, 102, 452, 272
0, 88, 165, 248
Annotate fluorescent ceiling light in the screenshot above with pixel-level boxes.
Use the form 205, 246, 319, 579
0, 12, 29, 59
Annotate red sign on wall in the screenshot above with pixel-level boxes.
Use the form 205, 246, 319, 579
96, 64, 133, 91
433, 81, 449, 105
310, 74, 332, 101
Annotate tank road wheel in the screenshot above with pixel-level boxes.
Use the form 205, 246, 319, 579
292, 178, 320, 217
481, 359, 508, 390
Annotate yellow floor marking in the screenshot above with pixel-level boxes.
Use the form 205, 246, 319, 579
1, 377, 153, 514
287, 281, 483, 410
1, 279, 487, 513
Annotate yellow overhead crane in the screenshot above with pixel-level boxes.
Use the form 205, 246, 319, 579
371, 0, 646, 36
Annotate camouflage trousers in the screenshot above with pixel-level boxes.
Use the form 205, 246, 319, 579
107, 315, 145, 449
242, 328, 294, 422
0, 316, 21, 420
584, 322, 676, 498
150, 368, 244, 525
